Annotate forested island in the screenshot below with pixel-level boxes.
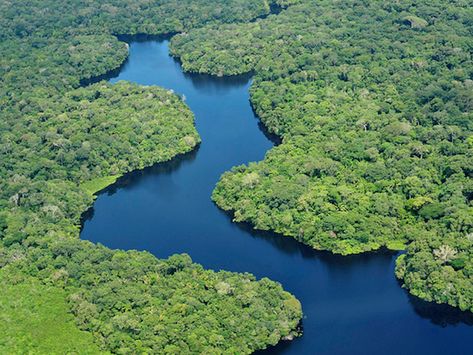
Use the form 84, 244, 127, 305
0, 1, 302, 353
171, 0, 473, 312
0, 0, 472, 353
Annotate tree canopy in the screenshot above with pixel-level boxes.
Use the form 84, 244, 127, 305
171, 0, 473, 312
0, 0, 302, 352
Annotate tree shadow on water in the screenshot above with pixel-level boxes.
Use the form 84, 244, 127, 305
226, 211, 473, 330
226, 209, 398, 269
80, 147, 199, 229
407, 293, 473, 327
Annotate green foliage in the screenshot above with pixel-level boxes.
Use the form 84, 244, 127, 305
171, 0, 473, 309
81, 176, 119, 196
0, 0, 302, 352
1, 242, 302, 353
396, 234, 473, 312
0, 270, 104, 354
0, 0, 274, 41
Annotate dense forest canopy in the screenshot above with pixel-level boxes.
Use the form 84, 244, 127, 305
1, 0, 472, 351
0, 0, 302, 353
170, 0, 473, 312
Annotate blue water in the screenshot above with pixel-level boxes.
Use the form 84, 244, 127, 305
81, 40, 473, 354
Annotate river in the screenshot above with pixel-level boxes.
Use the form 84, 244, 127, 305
81, 39, 472, 354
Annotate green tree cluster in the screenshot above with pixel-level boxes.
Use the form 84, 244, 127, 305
0, 270, 103, 354
170, 0, 473, 311
0, 0, 302, 352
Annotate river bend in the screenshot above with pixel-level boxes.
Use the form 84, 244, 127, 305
81, 39, 473, 355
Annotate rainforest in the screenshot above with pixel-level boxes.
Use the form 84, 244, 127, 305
0, 0, 472, 354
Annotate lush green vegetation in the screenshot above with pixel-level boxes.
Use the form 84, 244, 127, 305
0, 0, 302, 352
171, 0, 473, 311
0, 0, 280, 41
0, 270, 104, 354
1, 242, 301, 353
1, 81, 200, 250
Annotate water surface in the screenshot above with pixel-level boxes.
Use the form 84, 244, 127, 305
81, 40, 473, 354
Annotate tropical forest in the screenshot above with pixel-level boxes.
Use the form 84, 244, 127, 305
0, 0, 471, 354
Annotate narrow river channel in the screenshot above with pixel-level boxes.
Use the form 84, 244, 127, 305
81, 39, 473, 354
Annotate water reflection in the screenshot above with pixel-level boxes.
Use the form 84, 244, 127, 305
181, 69, 254, 91
81, 39, 473, 355
408, 295, 473, 327
106, 148, 199, 196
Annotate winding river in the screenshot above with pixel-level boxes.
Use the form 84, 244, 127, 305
81, 39, 473, 354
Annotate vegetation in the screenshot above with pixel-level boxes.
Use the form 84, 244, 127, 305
170, 0, 473, 311
81, 176, 119, 196
0, 0, 302, 352
0, 270, 104, 354
1, 244, 301, 353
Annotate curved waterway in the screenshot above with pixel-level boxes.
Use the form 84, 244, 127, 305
81, 39, 473, 354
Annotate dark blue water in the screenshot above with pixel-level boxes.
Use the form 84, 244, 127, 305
81, 40, 473, 354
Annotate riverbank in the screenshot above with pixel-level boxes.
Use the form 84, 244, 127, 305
82, 39, 473, 355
